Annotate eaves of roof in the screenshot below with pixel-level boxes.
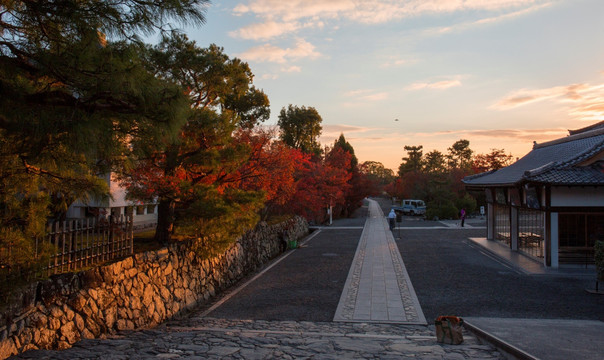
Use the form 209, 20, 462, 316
463, 129, 604, 187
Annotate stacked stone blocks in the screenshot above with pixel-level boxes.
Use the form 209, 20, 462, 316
0, 217, 308, 359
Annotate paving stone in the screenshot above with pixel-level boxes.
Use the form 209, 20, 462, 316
332, 337, 386, 353
207, 346, 240, 356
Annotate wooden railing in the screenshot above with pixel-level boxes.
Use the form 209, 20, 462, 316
45, 215, 134, 274
1, 216, 134, 289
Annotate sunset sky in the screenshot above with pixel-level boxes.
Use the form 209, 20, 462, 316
183, 0, 604, 171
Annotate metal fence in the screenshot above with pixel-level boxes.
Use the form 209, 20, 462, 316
1, 215, 133, 287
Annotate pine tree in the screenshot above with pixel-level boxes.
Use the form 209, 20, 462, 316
0, 0, 208, 266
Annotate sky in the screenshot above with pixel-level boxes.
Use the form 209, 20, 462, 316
180, 0, 604, 171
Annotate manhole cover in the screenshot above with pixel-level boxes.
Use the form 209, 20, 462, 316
322, 253, 339, 257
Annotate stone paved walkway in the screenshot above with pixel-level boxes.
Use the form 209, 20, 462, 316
11, 199, 507, 359
334, 199, 426, 324
13, 317, 505, 359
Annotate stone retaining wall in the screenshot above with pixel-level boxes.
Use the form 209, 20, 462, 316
0, 217, 308, 359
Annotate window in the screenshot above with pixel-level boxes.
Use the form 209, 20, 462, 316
559, 214, 585, 247
495, 189, 507, 204
485, 188, 493, 203
518, 209, 544, 259
558, 213, 604, 265
525, 187, 540, 209
559, 214, 604, 247
494, 204, 510, 246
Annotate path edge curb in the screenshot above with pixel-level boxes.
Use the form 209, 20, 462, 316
463, 320, 539, 360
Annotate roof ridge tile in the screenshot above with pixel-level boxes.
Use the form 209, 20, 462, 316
534, 127, 604, 149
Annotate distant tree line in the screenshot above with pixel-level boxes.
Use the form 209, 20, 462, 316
385, 140, 514, 219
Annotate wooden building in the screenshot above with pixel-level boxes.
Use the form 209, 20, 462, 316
463, 122, 604, 268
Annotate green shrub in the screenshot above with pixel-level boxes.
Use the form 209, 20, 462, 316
455, 194, 477, 216
426, 201, 458, 220
0, 227, 53, 306
176, 186, 265, 259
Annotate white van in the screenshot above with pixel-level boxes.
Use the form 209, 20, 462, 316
401, 199, 426, 216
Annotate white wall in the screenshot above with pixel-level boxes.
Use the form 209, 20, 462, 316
109, 173, 133, 208
66, 174, 158, 227
550, 186, 604, 207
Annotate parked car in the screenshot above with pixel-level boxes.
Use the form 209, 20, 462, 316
399, 199, 426, 216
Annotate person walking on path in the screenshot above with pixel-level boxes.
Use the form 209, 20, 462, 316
460, 208, 466, 227
388, 209, 396, 231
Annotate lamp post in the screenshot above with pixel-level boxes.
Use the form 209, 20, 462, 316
327, 195, 334, 226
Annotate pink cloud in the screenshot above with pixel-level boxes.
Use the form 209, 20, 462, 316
407, 79, 462, 90
492, 82, 604, 121
229, 21, 300, 40
239, 38, 321, 63
343, 89, 389, 101
232, 0, 548, 39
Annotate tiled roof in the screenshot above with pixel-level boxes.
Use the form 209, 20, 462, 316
463, 126, 604, 187
568, 120, 604, 136
526, 166, 604, 185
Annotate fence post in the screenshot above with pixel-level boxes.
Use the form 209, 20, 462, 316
85, 218, 90, 267
129, 215, 134, 255
121, 215, 126, 256
109, 215, 114, 260
61, 220, 67, 273
70, 220, 76, 271
53, 221, 59, 274
102, 216, 108, 262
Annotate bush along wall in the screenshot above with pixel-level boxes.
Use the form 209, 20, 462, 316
0, 217, 308, 359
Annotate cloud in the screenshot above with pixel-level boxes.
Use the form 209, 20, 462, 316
380, 57, 414, 68
232, 0, 549, 40
492, 82, 604, 121
316, 124, 570, 169
233, 0, 355, 22
342, 89, 389, 104
260, 73, 279, 80
458, 128, 568, 142
345, 127, 570, 152
406, 79, 462, 90
491, 85, 578, 109
427, 2, 552, 35
322, 124, 373, 135
319, 124, 375, 145
229, 21, 300, 40
238, 38, 321, 63
281, 65, 301, 72
228, 20, 326, 40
